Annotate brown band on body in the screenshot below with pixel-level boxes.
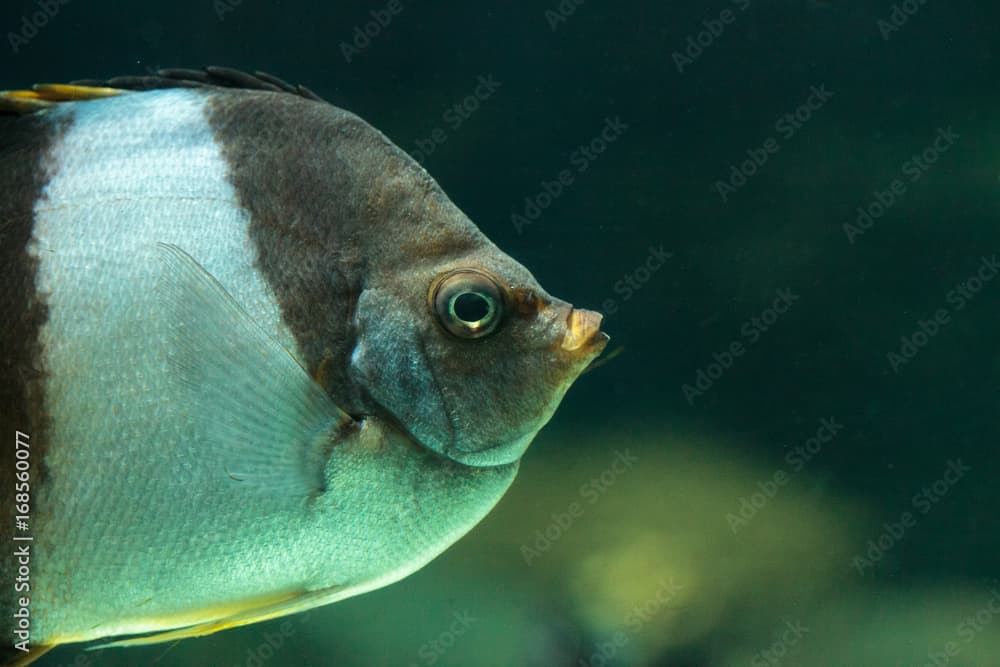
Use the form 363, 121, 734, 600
0, 111, 68, 650
204, 89, 481, 416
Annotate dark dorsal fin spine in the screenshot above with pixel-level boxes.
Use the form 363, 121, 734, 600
69, 66, 326, 102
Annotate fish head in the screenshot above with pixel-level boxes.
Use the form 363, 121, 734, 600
350, 239, 608, 468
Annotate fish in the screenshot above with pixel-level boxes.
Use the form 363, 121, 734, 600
0, 67, 608, 665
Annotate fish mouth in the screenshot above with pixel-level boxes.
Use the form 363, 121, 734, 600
561, 308, 610, 356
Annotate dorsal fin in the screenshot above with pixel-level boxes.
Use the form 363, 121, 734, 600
73, 66, 325, 101
0, 66, 325, 115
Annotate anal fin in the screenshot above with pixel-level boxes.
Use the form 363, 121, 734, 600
90, 585, 342, 650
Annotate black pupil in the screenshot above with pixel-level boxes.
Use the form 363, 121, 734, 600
453, 292, 491, 323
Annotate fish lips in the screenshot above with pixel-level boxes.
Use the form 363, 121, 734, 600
561, 308, 610, 356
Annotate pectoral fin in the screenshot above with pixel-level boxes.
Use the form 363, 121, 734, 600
156, 243, 355, 501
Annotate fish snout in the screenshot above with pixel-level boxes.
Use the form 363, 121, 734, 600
561, 308, 610, 357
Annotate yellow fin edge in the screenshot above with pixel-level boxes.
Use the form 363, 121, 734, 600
81, 584, 342, 651
0, 84, 124, 114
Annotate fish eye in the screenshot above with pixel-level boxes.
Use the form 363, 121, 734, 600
430, 269, 505, 339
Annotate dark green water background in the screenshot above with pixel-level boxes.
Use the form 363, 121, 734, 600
3, 1, 998, 665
